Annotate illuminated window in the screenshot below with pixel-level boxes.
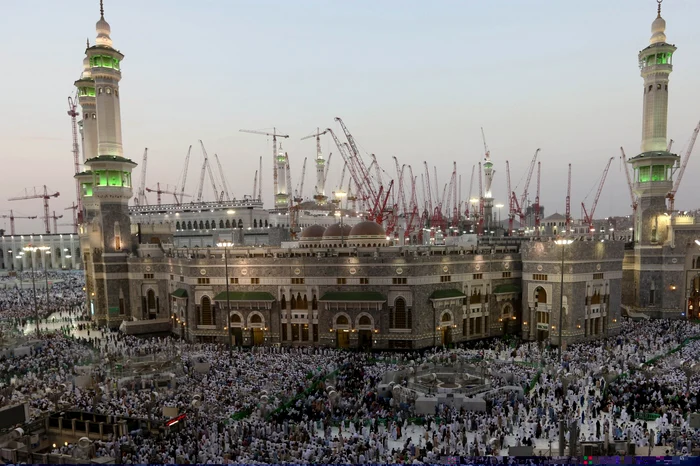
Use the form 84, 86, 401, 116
473, 273, 483, 280
337, 278, 347, 285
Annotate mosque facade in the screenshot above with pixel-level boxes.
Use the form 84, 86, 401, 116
72, 2, 694, 348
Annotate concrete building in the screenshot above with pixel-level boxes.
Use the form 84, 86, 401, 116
0, 234, 82, 271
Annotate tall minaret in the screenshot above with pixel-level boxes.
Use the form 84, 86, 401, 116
275, 146, 288, 207
639, 0, 676, 153
628, 0, 679, 246
74, 40, 97, 162
313, 129, 327, 205
481, 128, 495, 230
87, 0, 125, 159
77, 0, 136, 328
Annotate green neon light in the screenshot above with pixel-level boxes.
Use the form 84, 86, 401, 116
82, 183, 93, 197
651, 165, 666, 181
638, 166, 650, 183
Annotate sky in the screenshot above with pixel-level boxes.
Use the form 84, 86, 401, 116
1, 0, 700, 234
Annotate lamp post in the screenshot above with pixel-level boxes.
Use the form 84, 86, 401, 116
554, 239, 573, 362
217, 241, 234, 358
22, 245, 49, 336
42, 249, 50, 314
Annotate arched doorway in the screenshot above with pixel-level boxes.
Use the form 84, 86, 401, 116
249, 313, 264, 346
357, 315, 373, 350
534, 287, 549, 342
440, 312, 453, 346
147, 289, 157, 319
230, 313, 243, 346
335, 314, 350, 349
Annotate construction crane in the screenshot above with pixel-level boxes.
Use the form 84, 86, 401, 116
667, 120, 700, 211
464, 165, 475, 220
65, 203, 78, 233
285, 154, 299, 238
240, 128, 289, 203
176, 145, 192, 206
322, 153, 332, 199
195, 141, 220, 203
67, 92, 83, 224
213, 153, 232, 202
8, 186, 60, 234
146, 183, 191, 205
533, 162, 541, 232
506, 160, 514, 236
510, 149, 540, 230
565, 164, 572, 234
135, 148, 148, 205
294, 157, 308, 204
48, 211, 63, 234
477, 162, 484, 236
619, 148, 637, 218
253, 170, 258, 201
581, 157, 614, 233
1, 211, 37, 236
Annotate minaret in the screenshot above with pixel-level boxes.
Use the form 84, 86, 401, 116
275, 145, 288, 207
87, 0, 125, 159
481, 128, 495, 230
74, 39, 97, 162
628, 0, 679, 245
77, 0, 136, 328
313, 129, 327, 205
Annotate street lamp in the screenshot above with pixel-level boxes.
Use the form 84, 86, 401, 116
22, 245, 49, 336
217, 241, 234, 357
554, 239, 573, 362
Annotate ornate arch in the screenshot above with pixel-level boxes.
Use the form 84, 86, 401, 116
247, 311, 265, 328
355, 312, 374, 329
229, 311, 244, 327
333, 312, 352, 329
440, 310, 454, 324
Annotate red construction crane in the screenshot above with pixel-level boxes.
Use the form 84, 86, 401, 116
1, 210, 37, 236
48, 211, 63, 234
667, 120, 700, 211
581, 157, 614, 233
533, 161, 541, 231
146, 183, 192, 205
8, 186, 60, 234
67, 92, 83, 225
565, 163, 572, 233
240, 128, 289, 204
505, 160, 514, 236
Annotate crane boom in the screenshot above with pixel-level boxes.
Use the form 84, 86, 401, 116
534, 161, 541, 231
213, 153, 232, 201
240, 128, 289, 204
196, 158, 207, 203
178, 145, 192, 205
518, 148, 540, 212
322, 153, 332, 192
67, 92, 83, 225
667, 120, 700, 211
137, 148, 148, 205
258, 156, 263, 201
506, 160, 514, 236
1, 210, 38, 236
619, 148, 637, 216
8, 186, 60, 234
565, 163, 572, 233
581, 157, 614, 231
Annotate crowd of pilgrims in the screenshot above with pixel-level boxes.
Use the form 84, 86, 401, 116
1, 275, 700, 461
0, 270, 85, 323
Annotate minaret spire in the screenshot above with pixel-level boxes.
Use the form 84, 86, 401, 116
86, 38, 90, 48
100, 0, 104, 18
657, 0, 662, 18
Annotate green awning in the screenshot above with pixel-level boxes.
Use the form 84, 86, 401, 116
319, 292, 386, 302
430, 289, 466, 300
213, 291, 276, 302
171, 288, 188, 298
493, 284, 521, 294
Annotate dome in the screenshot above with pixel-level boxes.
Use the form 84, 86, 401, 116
80, 55, 92, 79
95, 1, 113, 48
300, 224, 326, 240
349, 221, 386, 238
323, 223, 352, 239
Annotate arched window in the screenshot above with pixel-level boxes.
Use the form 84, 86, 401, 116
535, 287, 547, 304
199, 221, 204, 230
441, 312, 452, 322
55, 247, 62, 258
187, 221, 192, 229
250, 314, 262, 324
502, 304, 513, 316
238, 219, 243, 228
265, 220, 268, 227
225, 219, 231, 228
281, 294, 287, 310
200, 296, 212, 325
303, 294, 308, 309
336, 315, 349, 326
295, 292, 304, 309
359, 315, 371, 326
291, 294, 297, 309
176, 221, 181, 230
231, 314, 242, 324
254, 219, 258, 228
219, 220, 224, 229
393, 297, 409, 329
205, 220, 210, 229
312, 294, 317, 310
